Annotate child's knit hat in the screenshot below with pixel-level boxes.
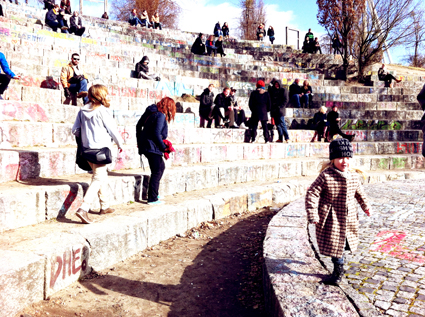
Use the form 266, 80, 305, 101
329, 138, 353, 160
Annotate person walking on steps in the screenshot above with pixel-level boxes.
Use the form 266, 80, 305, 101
0, 52, 21, 100
306, 138, 371, 285
72, 85, 124, 224
248, 80, 271, 143
136, 97, 176, 205
327, 105, 354, 142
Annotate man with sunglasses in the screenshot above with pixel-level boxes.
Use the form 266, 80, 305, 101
60, 53, 89, 105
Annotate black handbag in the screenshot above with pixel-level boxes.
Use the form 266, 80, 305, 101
75, 135, 92, 171
82, 147, 113, 165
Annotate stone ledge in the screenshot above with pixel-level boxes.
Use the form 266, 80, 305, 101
0, 179, 307, 317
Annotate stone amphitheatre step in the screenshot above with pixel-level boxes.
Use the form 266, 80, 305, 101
2, 169, 425, 317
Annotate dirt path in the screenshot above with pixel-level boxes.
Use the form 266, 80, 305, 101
19, 207, 280, 317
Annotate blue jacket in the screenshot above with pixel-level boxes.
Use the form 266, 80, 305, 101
0, 52, 15, 77
136, 104, 168, 156
45, 8, 58, 24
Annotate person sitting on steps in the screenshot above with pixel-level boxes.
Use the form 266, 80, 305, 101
69, 11, 85, 36
135, 56, 161, 81
301, 80, 313, 108
45, 4, 69, 32
378, 64, 402, 88
215, 35, 226, 57
191, 33, 206, 55
206, 35, 217, 56
213, 87, 236, 128
289, 78, 303, 108
60, 53, 89, 105
128, 8, 143, 27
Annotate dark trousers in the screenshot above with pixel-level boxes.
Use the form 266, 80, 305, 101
384, 74, 397, 84
146, 153, 165, 203
234, 109, 246, 126
69, 26, 85, 36
250, 118, 270, 142
213, 106, 225, 127
0, 73, 11, 94
328, 124, 351, 141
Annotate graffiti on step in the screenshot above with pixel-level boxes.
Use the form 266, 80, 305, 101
396, 142, 422, 154
340, 120, 402, 131
50, 246, 90, 288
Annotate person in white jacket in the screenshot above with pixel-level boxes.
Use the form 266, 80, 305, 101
72, 84, 123, 224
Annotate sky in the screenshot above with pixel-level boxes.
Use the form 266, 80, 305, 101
29, 0, 409, 64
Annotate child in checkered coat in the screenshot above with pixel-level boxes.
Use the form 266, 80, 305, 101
305, 138, 371, 284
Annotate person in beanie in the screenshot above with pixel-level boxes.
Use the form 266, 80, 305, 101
248, 80, 271, 143
305, 139, 371, 284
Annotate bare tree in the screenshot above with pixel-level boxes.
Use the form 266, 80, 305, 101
405, 7, 425, 67
352, 0, 416, 81
319, 34, 332, 54
317, 0, 366, 80
238, 0, 266, 40
112, 0, 181, 29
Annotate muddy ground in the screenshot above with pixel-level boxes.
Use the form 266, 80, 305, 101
19, 207, 280, 317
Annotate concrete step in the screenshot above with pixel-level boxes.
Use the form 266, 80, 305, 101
2, 168, 425, 317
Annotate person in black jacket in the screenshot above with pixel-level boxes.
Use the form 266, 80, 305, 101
249, 80, 271, 143
267, 26, 275, 44
191, 33, 206, 55
101, 12, 109, 19
311, 106, 328, 142
378, 64, 402, 88
135, 56, 160, 81
44, 0, 55, 11
136, 97, 176, 205
69, 11, 85, 36
222, 22, 229, 39
327, 105, 354, 142
199, 84, 214, 128
213, 87, 236, 128
268, 78, 290, 142
215, 35, 226, 57
289, 78, 303, 108
45, 5, 69, 32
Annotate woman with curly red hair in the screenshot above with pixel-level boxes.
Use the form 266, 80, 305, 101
136, 97, 176, 205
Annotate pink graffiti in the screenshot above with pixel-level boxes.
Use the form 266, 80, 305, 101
50, 248, 86, 288
1, 101, 49, 122
371, 230, 425, 263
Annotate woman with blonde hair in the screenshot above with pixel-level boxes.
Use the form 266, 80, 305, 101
151, 12, 162, 30
72, 84, 124, 224
311, 106, 328, 142
215, 35, 226, 57
301, 80, 313, 108
136, 97, 176, 205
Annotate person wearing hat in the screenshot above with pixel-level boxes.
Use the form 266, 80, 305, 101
305, 138, 371, 285
248, 80, 271, 142
135, 56, 160, 81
